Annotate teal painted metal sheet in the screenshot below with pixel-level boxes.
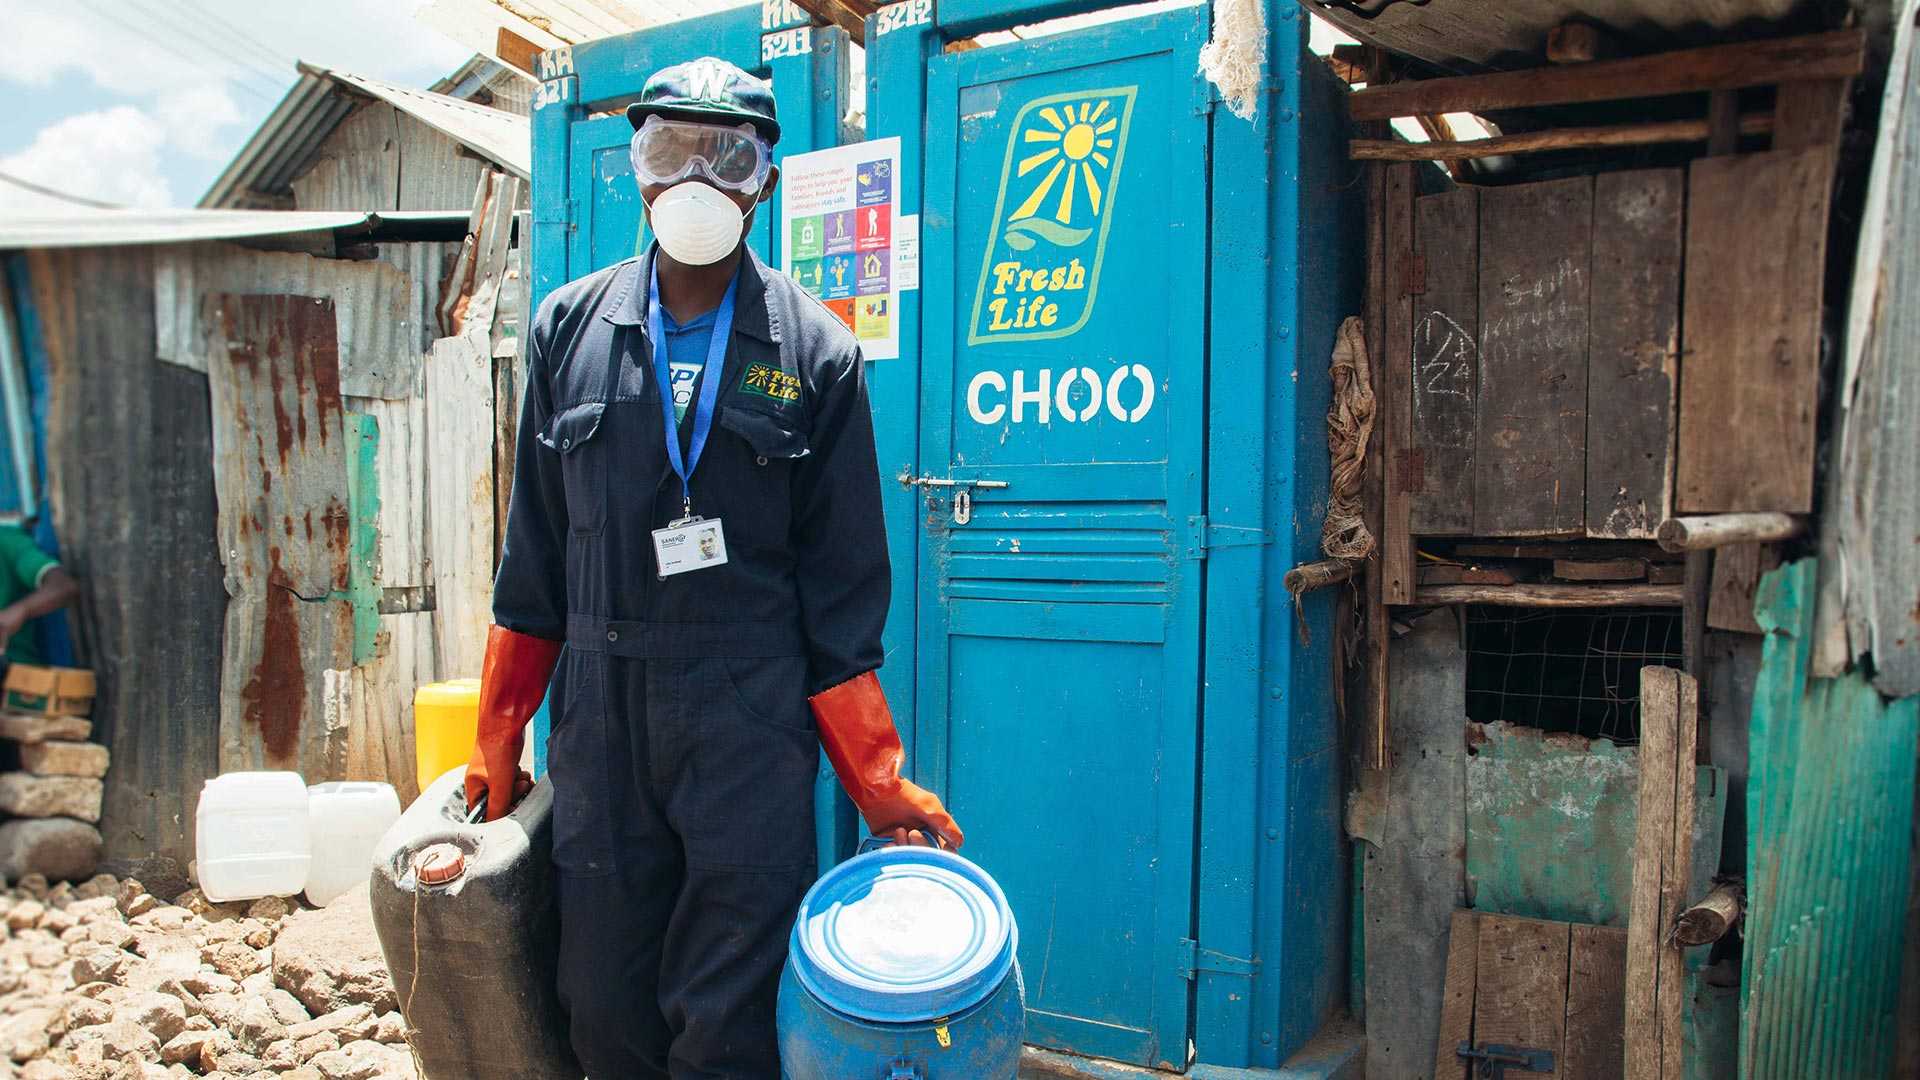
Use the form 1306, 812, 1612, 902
1742, 559, 1919, 1080
1465, 721, 1726, 928
915, 12, 1209, 1067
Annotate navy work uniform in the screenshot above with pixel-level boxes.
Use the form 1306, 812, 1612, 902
492, 244, 889, 1077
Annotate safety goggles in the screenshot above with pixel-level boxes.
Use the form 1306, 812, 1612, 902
630, 116, 773, 195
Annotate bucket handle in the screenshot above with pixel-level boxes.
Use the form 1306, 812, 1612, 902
858, 829, 954, 855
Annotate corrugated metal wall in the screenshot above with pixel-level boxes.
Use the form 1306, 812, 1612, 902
16, 215, 521, 871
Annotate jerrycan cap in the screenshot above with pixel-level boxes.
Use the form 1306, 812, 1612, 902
412, 843, 467, 885
788, 845, 1016, 1024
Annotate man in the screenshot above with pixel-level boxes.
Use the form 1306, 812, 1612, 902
0, 523, 80, 668
466, 57, 963, 1078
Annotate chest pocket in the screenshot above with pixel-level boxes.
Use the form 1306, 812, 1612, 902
714, 406, 808, 541
539, 402, 609, 535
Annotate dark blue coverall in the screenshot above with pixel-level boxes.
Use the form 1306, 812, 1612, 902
492, 245, 890, 1078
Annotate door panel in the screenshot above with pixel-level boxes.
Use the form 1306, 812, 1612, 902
916, 8, 1209, 1069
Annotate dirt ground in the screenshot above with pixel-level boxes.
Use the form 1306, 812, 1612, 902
0, 873, 419, 1080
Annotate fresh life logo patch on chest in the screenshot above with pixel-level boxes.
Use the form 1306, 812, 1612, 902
741, 361, 802, 404
968, 86, 1137, 345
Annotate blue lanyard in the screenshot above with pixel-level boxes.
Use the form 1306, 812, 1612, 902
648, 262, 737, 518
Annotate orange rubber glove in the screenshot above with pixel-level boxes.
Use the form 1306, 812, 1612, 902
466, 625, 563, 821
810, 671, 964, 850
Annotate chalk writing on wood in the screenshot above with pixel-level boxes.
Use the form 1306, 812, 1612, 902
1411, 186, 1479, 535
1475, 176, 1591, 537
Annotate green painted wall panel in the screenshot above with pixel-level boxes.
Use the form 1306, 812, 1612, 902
1466, 721, 1725, 927
1741, 559, 1919, 1080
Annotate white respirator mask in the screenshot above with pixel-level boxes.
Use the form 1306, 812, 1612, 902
646, 181, 746, 266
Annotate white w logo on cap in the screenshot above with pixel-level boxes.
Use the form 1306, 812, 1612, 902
685, 59, 732, 103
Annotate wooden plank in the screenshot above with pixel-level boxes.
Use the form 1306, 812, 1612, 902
1554, 558, 1647, 582
1563, 924, 1628, 1080
1660, 672, 1699, 1080
1624, 667, 1677, 1080
494, 26, 543, 75
1587, 170, 1682, 539
1351, 114, 1773, 162
1361, 162, 1391, 771
1707, 91, 1741, 155
1772, 78, 1850, 152
1412, 583, 1683, 608
1625, 666, 1698, 1080
1432, 909, 1479, 1080
204, 294, 356, 778
1474, 177, 1590, 537
26, 247, 224, 872
1472, 914, 1571, 1080
1348, 30, 1866, 121
1364, 610, 1469, 1079
1418, 563, 1517, 586
1410, 188, 1478, 534
1676, 150, 1831, 512
1382, 163, 1415, 602
1707, 543, 1784, 634
425, 330, 497, 679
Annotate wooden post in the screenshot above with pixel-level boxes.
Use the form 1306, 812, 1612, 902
1625, 667, 1698, 1080
1657, 513, 1806, 552
1411, 583, 1684, 608
1672, 881, 1745, 947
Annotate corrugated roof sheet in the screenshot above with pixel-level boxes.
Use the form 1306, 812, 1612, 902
0, 209, 469, 250
1306, 0, 1813, 74
416, 0, 750, 59
200, 65, 529, 210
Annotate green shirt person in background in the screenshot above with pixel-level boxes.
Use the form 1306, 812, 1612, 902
0, 524, 80, 667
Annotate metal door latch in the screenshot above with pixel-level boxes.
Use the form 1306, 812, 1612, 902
903, 475, 1009, 525
1457, 1043, 1554, 1079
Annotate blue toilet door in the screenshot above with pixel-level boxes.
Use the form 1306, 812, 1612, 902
914, 7, 1210, 1069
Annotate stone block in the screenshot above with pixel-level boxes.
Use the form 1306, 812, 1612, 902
0, 818, 103, 881
20, 741, 110, 779
0, 774, 103, 821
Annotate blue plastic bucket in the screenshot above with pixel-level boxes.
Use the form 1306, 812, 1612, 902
778, 844, 1024, 1079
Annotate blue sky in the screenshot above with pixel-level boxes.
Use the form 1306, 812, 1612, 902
0, 0, 472, 212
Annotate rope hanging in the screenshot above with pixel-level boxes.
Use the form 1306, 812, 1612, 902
1197, 0, 1266, 121
1322, 315, 1376, 561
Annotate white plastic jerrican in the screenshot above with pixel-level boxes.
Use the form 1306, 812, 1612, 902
305, 781, 402, 908
195, 772, 312, 903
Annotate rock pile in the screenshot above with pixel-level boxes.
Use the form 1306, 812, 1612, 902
0, 874, 420, 1079
0, 711, 109, 881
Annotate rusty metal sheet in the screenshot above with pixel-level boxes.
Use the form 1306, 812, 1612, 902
155, 243, 421, 399
205, 293, 356, 776
1816, 4, 1920, 697
324, 610, 439, 804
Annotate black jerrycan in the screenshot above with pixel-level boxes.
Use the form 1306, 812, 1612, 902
369, 767, 580, 1079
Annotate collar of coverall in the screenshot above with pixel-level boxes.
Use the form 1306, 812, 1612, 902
604, 242, 781, 345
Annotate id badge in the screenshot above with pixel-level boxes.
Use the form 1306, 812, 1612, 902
653, 516, 728, 578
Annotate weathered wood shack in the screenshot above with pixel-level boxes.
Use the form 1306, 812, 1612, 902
0, 63, 531, 881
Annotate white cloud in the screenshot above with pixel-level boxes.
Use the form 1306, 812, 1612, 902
154, 84, 247, 161
0, 106, 172, 212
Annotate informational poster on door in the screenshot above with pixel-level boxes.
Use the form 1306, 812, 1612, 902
779, 136, 902, 360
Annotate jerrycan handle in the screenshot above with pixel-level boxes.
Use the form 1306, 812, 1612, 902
857, 830, 954, 856
886, 1059, 923, 1080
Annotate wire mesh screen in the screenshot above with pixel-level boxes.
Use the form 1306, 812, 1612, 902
1463, 606, 1685, 744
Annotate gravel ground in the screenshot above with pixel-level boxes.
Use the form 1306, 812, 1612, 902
0, 874, 419, 1080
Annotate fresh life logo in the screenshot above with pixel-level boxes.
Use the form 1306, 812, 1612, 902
968, 86, 1136, 345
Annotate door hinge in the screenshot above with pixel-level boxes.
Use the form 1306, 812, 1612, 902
1186, 515, 1272, 560
1191, 74, 1221, 116
1177, 938, 1256, 980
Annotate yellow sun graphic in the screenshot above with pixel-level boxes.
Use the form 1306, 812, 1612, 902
1009, 99, 1120, 226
